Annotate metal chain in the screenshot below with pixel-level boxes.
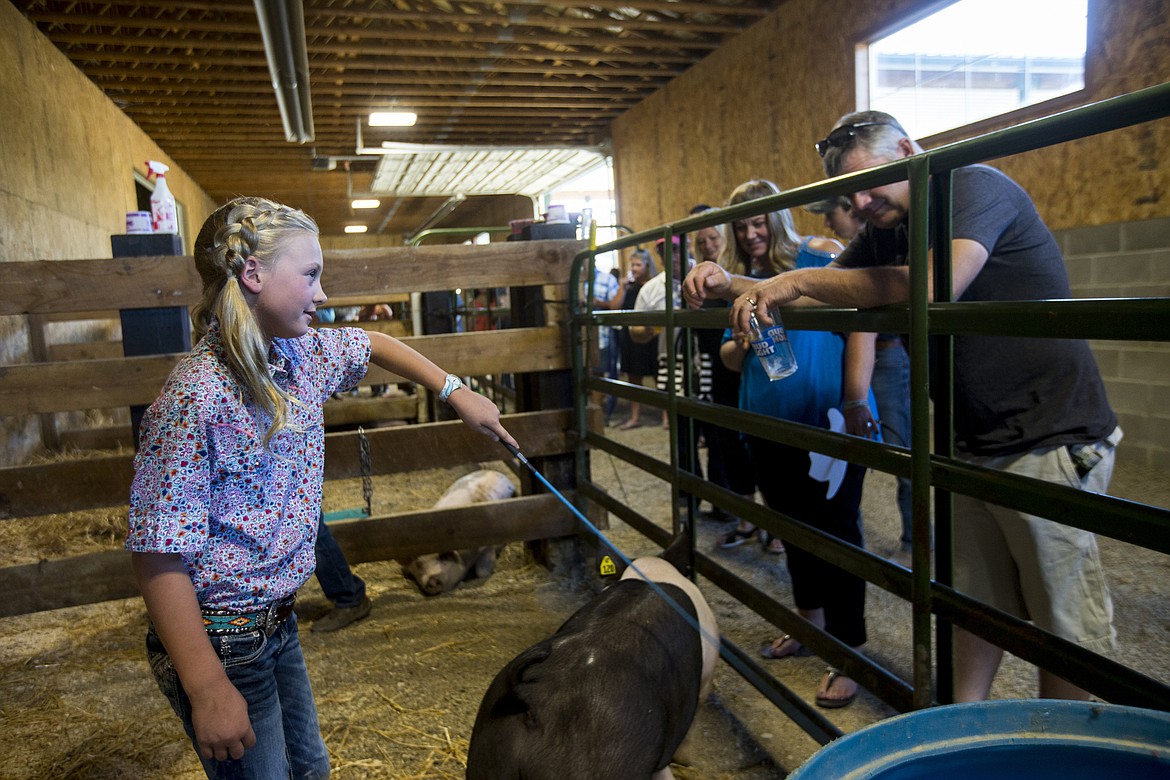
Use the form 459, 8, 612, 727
358, 426, 372, 517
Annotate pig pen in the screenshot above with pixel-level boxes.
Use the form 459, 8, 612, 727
0, 444, 782, 780
3, 422, 1169, 779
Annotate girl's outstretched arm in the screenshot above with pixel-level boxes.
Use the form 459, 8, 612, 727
132, 552, 256, 762
367, 331, 517, 448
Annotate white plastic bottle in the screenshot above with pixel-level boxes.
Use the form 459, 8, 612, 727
146, 161, 178, 234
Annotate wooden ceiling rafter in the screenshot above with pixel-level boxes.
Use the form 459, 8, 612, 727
82, 66, 665, 92
44, 31, 703, 64
13, 0, 780, 235
32, 12, 726, 52
67, 49, 681, 78
102, 83, 652, 102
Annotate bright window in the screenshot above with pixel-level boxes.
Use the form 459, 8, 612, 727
862, 0, 1088, 138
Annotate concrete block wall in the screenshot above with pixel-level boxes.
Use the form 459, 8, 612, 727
1057, 217, 1170, 468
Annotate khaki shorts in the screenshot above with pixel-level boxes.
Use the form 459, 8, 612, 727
953, 427, 1122, 655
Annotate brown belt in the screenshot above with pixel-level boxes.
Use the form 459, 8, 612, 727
876, 337, 902, 350
201, 594, 296, 636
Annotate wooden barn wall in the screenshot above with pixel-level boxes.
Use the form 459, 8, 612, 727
0, 2, 217, 466
612, 0, 1170, 236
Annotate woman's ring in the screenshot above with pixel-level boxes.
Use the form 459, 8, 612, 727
746, 297, 756, 307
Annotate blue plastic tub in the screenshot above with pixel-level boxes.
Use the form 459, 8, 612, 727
787, 700, 1170, 779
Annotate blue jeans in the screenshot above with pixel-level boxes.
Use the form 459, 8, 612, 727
147, 614, 330, 779
871, 340, 914, 542
315, 516, 366, 608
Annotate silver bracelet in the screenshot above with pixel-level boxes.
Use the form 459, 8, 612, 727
842, 398, 869, 410
438, 373, 463, 403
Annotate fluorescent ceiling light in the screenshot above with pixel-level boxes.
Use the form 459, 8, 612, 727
369, 111, 417, 127
351, 198, 380, 209
344, 225, 368, 234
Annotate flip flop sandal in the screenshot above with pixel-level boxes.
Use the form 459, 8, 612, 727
759, 633, 811, 659
815, 668, 859, 709
760, 530, 786, 555
717, 526, 758, 549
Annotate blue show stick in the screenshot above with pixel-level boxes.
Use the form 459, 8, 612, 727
499, 440, 721, 653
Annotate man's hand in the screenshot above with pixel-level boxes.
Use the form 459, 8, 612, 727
682, 262, 731, 308
729, 274, 804, 337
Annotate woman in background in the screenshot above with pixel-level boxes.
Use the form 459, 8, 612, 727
615, 248, 658, 429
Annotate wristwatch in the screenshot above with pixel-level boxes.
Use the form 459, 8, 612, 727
438, 373, 463, 403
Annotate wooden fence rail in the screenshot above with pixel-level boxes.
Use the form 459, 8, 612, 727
0, 239, 595, 617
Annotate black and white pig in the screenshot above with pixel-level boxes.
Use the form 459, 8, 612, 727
398, 469, 516, 596
465, 539, 719, 780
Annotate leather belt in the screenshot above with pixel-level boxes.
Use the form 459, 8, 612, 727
202, 594, 296, 636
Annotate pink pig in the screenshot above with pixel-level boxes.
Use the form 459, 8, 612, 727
398, 469, 516, 596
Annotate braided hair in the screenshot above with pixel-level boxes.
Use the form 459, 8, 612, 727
191, 196, 319, 447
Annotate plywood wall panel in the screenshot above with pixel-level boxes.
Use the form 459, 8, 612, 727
0, 2, 217, 466
612, 0, 1170, 239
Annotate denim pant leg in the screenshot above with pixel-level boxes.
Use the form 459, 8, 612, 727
147, 614, 330, 780
315, 515, 366, 608
871, 344, 914, 542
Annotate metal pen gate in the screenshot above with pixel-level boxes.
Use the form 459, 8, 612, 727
569, 81, 1170, 745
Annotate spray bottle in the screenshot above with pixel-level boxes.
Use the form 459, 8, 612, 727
146, 161, 177, 234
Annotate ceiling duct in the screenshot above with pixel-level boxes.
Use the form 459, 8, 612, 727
254, 0, 314, 143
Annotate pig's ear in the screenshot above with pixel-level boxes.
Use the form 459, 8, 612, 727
658, 532, 695, 578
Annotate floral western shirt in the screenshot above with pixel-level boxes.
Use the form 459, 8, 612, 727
127, 322, 370, 611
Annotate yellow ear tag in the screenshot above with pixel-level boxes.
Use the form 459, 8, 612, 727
599, 555, 617, 576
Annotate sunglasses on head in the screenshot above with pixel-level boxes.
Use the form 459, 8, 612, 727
815, 121, 897, 157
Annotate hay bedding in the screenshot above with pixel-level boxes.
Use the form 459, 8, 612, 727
0, 455, 782, 779
4, 427, 1167, 779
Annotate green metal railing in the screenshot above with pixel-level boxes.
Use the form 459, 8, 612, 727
568, 81, 1170, 740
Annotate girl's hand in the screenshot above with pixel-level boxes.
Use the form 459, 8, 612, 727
449, 388, 518, 449
189, 675, 256, 761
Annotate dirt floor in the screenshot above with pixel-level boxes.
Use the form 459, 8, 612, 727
1, 414, 1168, 779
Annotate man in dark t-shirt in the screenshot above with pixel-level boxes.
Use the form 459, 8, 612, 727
682, 111, 1121, 704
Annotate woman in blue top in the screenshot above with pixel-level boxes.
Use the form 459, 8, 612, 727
713, 179, 878, 709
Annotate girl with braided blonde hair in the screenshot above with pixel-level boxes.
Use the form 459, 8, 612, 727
128, 196, 516, 778
191, 196, 321, 448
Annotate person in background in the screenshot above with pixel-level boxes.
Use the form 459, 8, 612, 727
310, 515, 372, 632
688, 111, 1120, 703
703, 179, 878, 709
690, 207, 758, 527
127, 196, 516, 778
592, 260, 622, 421
359, 302, 395, 396
632, 237, 700, 493
807, 196, 917, 555
615, 248, 658, 429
